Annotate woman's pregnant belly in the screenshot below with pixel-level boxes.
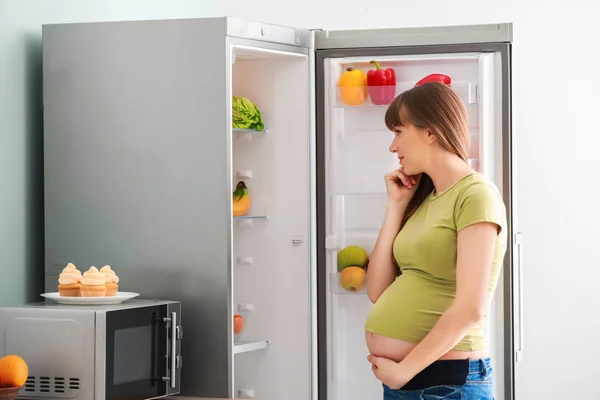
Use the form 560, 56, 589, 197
364, 271, 488, 362
365, 332, 487, 362
365, 332, 489, 362
365, 331, 417, 362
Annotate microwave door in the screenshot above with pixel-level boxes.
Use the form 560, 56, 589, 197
101, 305, 173, 400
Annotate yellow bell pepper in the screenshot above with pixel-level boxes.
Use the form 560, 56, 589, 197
339, 67, 367, 106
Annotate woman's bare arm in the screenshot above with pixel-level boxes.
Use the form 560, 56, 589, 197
366, 202, 407, 303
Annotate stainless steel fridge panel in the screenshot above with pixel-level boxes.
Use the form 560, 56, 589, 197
42, 18, 232, 398
315, 23, 512, 50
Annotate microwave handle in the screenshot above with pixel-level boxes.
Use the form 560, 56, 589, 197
162, 312, 178, 389
169, 311, 177, 389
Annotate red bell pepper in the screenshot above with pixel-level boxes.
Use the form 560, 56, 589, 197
415, 73, 451, 87
366, 60, 396, 105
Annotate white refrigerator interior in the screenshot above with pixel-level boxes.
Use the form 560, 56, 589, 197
323, 52, 506, 400
229, 43, 313, 400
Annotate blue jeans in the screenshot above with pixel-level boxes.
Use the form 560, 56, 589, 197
383, 358, 494, 400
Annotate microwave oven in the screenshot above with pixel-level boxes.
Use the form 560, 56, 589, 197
0, 299, 182, 400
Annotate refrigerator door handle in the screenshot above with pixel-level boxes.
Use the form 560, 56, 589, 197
514, 232, 524, 362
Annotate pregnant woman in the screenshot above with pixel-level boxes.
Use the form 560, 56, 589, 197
364, 82, 507, 399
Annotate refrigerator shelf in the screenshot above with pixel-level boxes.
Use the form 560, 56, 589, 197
234, 215, 269, 226
332, 81, 478, 108
330, 272, 368, 295
234, 340, 270, 354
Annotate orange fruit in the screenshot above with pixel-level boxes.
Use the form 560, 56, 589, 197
339, 266, 366, 292
0, 355, 28, 387
233, 314, 244, 334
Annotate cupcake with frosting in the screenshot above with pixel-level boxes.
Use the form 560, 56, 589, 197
58, 263, 82, 297
81, 266, 106, 297
100, 265, 119, 296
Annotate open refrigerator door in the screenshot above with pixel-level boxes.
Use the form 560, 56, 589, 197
321, 50, 507, 400
228, 41, 313, 400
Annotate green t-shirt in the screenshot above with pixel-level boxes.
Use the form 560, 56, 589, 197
364, 172, 507, 351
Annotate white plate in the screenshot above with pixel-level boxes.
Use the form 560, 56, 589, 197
41, 291, 140, 305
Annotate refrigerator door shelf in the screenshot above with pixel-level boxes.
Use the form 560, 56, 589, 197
330, 272, 368, 295
233, 128, 269, 141
232, 128, 269, 133
234, 215, 269, 226
233, 340, 270, 354
233, 215, 269, 220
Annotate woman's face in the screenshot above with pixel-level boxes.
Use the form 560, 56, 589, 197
388, 121, 433, 176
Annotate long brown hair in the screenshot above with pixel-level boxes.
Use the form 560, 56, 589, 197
384, 82, 470, 229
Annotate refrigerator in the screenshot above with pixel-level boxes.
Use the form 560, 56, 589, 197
41, 17, 515, 400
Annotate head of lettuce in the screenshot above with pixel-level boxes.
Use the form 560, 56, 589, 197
232, 96, 265, 131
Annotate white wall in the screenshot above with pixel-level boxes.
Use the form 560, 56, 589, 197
1, 0, 599, 398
